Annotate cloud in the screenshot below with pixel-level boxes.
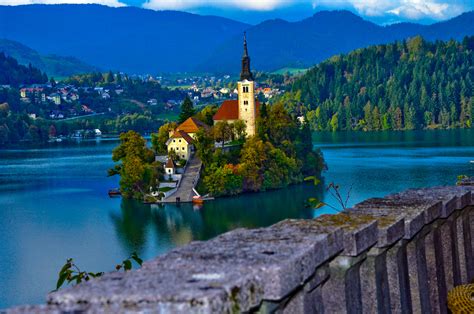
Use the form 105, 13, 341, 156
143, 0, 290, 11
0, 0, 126, 6
333, 0, 462, 20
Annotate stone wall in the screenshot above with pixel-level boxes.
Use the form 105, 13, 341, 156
8, 183, 474, 313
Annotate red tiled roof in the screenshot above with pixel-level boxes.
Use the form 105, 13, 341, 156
165, 158, 175, 169
213, 100, 260, 121
176, 117, 209, 133
171, 130, 194, 144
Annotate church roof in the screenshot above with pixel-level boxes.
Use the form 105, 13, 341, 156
213, 99, 260, 121
213, 100, 239, 121
176, 117, 209, 134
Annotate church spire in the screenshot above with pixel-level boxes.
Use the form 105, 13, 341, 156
240, 32, 253, 81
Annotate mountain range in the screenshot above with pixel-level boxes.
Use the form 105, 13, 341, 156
1, 4, 474, 74
0, 38, 97, 78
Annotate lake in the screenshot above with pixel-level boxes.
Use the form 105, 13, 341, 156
1, 129, 474, 308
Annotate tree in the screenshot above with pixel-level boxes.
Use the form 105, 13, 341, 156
178, 96, 195, 123
203, 164, 243, 196
151, 122, 177, 154
110, 131, 155, 199
195, 128, 214, 166
240, 137, 267, 191
233, 120, 247, 140
291, 36, 474, 131
48, 125, 57, 138
213, 121, 232, 148
107, 70, 114, 83
330, 113, 338, 132
194, 105, 217, 126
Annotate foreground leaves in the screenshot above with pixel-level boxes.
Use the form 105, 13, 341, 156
54, 252, 143, 291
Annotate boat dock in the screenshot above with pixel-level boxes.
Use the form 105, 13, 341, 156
160, 155, 204, 203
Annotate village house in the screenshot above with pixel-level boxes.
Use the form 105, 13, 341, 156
213, 33, 259, 137
49, 93, 61, 105
20, 87, 46, 103
173, 117, 209, 139
165, 117, 209, 161
147, 98, 158, 106
164, 158, 176, 177
166, 130, 194, 160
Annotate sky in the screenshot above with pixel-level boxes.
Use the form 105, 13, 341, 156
0, 0, 473, 24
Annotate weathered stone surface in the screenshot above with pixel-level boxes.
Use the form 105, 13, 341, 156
355, 197, 431, 239
320, 253, 366, 313
346, 208, 405, 248
6, 186, 474, 314
440, 216, 456, 294
50, 222, 340, 310
298, 213, 378, 256
406, 235, 425, 313
462, 209, 474, 282
359, 247, 387, 313
396, 186, 472, 217
425, 225, 445, 314
386, 241, 412, 313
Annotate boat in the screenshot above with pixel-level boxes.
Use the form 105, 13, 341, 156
108, 189, 121, 197
192, 195, 204, 204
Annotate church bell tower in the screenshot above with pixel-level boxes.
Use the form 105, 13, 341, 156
238, 32, 257, 137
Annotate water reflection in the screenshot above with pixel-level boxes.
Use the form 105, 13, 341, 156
110, 183, 321, 253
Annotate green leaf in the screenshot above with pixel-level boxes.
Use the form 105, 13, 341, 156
58, 262, 71, 276
56, 272, 68, 290
313, 202, 327, 209
88, 272, 103, 278
131, 253, 143, 266
123, 259, 132, 271
304, 176, 321, 186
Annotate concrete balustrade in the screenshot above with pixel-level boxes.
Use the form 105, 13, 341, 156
7, 182, 474, 313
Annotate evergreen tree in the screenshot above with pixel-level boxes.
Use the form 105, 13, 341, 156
178, 96, 195, 123
290, 36, 474, 131
107, 70, 114, 83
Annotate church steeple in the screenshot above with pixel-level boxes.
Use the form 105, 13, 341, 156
240, 32, 253, 81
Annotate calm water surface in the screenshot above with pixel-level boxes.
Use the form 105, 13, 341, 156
1, 130, 474, 308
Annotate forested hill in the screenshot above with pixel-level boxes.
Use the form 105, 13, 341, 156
2, 5, 474, 74
0, 4, 249, 74
0, 52, 47, 86
0, 39, 97, 78
201, 10, 474, 72
291, 36, 474, 131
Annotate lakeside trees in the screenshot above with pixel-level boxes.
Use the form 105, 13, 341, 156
292, 36, 474, 131
196, 102, 324, 197
109, 131, 160, 199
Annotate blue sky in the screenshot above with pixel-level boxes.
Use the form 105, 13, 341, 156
0, 0, 473, 24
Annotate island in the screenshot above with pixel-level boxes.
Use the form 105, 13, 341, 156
109, 35, 324, 202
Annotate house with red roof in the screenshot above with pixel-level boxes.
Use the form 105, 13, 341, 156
166, 130, 195, 161
172, 117, 209, 139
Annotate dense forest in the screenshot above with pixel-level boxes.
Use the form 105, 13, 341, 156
291, 36, 474, 131
0, 52, 48, 86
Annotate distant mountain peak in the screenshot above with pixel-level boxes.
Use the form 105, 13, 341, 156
1, 5, 473, 74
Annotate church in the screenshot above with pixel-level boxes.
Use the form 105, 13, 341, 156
213, 33, 259, 137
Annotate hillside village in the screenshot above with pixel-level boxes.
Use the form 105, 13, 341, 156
6, 72, 282, 124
